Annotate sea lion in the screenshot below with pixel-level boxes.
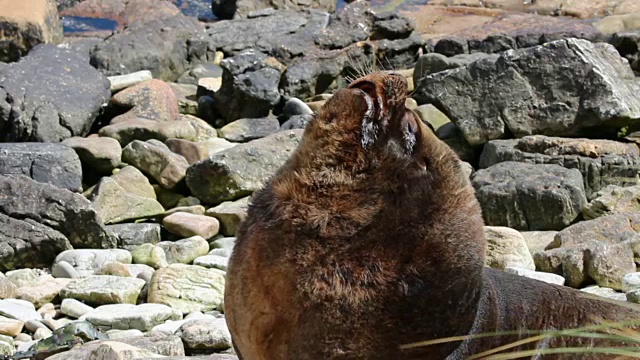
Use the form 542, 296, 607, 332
224, 71, 640, 359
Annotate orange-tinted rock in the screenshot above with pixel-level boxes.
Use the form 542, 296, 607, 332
60, 0, 180, 30
111, 79, 180, 123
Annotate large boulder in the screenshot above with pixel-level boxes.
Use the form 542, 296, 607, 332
186, 130, 303, 204
90, 14, 205, 81
0, 143, 82, 192
414, 38, 640, 146
480, 135, 640, 199
0, 44, 111, 142
583, 185, 640, 220
0, 0, 63, 62
0, 175, 117, 250
212, 0, 334, 20
472, 162, 587, 231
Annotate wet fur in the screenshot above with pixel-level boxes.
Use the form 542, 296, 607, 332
224, 72, 640, 359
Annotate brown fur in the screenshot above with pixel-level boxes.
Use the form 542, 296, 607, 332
224, 72, 640, 359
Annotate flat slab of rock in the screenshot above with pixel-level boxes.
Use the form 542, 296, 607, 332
186, 130, 303, 204
480, 135, 640, 199
16, 278, 72, 308
472, 162, 587, 231
163, 213, 220, 239
110, 79, 179, 123
0, 44, 111, 142
0, 143, 83, 192
165, 138, 236, 165
148, 264, 225, 314
219, 118, 280, 142
122, 140, 189, 190
52, 249, 132, 278
82, 303, 182, 331
61, 137, 122, 174
60, 275, 146, 305
0, 299, 41, 323
0, 0, 63, 62
89, 177, 165, 224
414, 38, 640, 145
504, 267, 565, 286
0, 175, 116, 250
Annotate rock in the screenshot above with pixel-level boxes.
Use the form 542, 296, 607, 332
16, 278, 72, 308
33, 327, 52, 340
622, 272, 640, 292
435, 123, 477, 163
186, 130, 303, 204
414, 104, 451, 132
168, 83, 198, 116
480, 136, 640, 199
151, 315, 216, 335
107, 223, 162, 251
122, 140, 189, 190
279, 55, 344, 100
163, 213, 220, 240
5, 269, 48, 289
282, 98, 313, 118
314, 1, 371, 50
212, 0, 334, 19
0, 299, 40, 322
280, 114, 313, 130
61, 137, 122, 175
504, 267, 565, 286
126, 264, 154, 280
375, 34, 425, 70
52, 249, 132, 278
197, 77, 222, 94
147, 264, 225, 314
60, 298, 94, 319
0, 214, 72, 272
60, 275, 146, 305
0, 316, 23, 337
90, 15, 205, 81
99, 119, 199, 147
0, 175, 116, 251
0, 278, 15, 300
434, 37, 468, 56
0, 0, 63, 62
471, 162, 587, 231
157, 236, 209, 265
551, 213, 640, 250
87, 341, 164, 359
0, 143, 83, 192
106, 329, 144, 340
370, 11, 414, 40
119, 333, 185, 356
108, 70, 153, 92
177, 63, 222, 86
162, 205, 207, 218
83, 303, 182, 331
520, 231, 557, 256
219, 118, 281, 142
38, 303, 56, 319
586, 243, 636, 290
583, 185, 640, 220
413, 53, 499, 85
51, 261, 80, 279
97, 262, 133, 277
131, 244, 168, 270
581, 286, 627, 302
414, 39, 640, 146
110, 79, 179, 123
193, 255, 229, 271
209, 237, 235, 254
205, 197, 249, 236
213, 50, 282, 122
89, 178, 165, 224
109, 166, 157, 199
484, 226, 535, 271
165, 138, 236, 165
177, 318, 232, 352
0, 44, 111, 142
191, 9, 329, 60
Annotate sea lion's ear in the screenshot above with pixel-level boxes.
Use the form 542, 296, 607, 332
398, 111, 419, 155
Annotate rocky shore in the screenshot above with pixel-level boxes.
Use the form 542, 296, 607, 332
0, 0, 639, 358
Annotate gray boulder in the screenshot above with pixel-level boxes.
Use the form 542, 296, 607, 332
414, 38, 640, 145
212, 0, 334, 20
219, 117, 280, 142
0, 44, 110, 142
61, 137, 122, 175
213, 50, 282, 122
472, 162, 587, 231
90, 15, 205, 81
0, 175, 117, 250
0, 143, 82, 192
479, 135, 640, 199
107, 224, 162, 251
186, 130, 303, 204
